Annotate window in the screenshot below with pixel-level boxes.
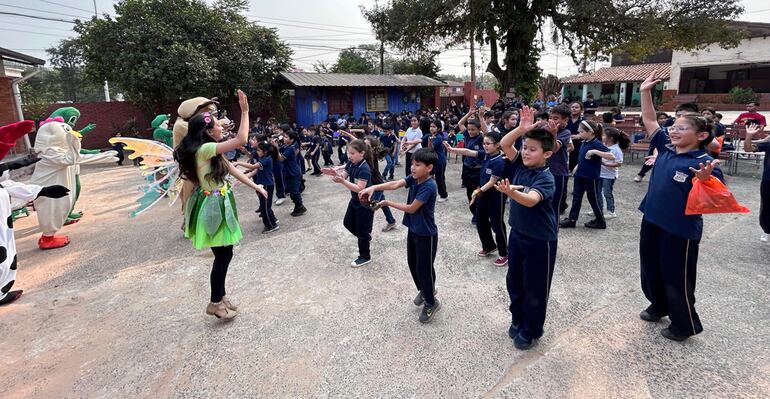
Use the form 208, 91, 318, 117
327, 89, 353, 114
366, 89, 388, 112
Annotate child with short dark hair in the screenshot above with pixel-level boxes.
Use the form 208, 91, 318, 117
427, 119, 449, 201
276, 131, 306, 216
359, 148, 441, 323
547, 104, 574, 216
597, 127, 630, 219
560, 120, 616, 229
237, 140, 280, 233
497, 106, 558, 349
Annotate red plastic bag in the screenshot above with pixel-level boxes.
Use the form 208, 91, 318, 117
685, 176, 750, 215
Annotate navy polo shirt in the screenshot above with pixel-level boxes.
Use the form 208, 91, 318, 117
575, 138, 610, 179
310, 135, 322, 152
508, 165, 557, 241
548, 128, 573, 177
339, 135, 349, 147
281, 142, 301, 177
755, 142, 770, 181
583, 100, 598, 115
639, 128, 725, 240
463, 133, 484, 168
566, 117, 584, 135
254, 156, 275, 186
381, 133, 397, 150
402, 175, 438, 236
504, 136, 523, 180
345, 160, 372, 208
431, 134, 447, 165
480, 152, 505, 186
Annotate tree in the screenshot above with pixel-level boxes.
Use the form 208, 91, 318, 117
391, 52, 440, 78
538, 74, 562, 98
75, 0, 292, 112
45, 39, 106, 103
363, 0, 745, 98
331, 47, 379, 74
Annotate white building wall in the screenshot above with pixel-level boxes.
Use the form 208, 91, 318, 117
670, 35, 770, 91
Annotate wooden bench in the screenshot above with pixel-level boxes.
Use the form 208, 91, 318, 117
627, 141, 651, 162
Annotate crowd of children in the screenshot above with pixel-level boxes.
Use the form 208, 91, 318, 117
125, 74, 763, 352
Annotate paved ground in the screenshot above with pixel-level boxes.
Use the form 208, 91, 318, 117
0, 156, 768, 398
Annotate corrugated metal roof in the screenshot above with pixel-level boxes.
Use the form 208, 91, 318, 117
562, 63, 670, 84
276, 72, 445, 87
0, 47, 45, 66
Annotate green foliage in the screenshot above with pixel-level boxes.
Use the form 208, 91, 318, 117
363, 0, 745, 96
538, 75, 562, 98
391, 52, 440, 78
331, 48, 378, 74
74, 0, 292, 112
728, 87, 757, 104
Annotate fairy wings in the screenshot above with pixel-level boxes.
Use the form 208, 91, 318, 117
108, 137, 182, 217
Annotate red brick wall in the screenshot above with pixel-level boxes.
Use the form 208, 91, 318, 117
463, 82, 499, 108
37, 101, 152, 149
0, 77, 18, 126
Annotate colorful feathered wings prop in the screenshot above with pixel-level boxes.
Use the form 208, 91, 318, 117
108, 137, 182, 217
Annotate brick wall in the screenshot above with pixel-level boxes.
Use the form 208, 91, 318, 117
37, 101, 152, 149
0, 77, 18, 125
463, 82, 500, 108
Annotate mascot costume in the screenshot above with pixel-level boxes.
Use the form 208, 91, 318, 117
30, 112, 117, 250
152, 114, 173, 147
173, 98, 218, 221
0, 121, 69, 305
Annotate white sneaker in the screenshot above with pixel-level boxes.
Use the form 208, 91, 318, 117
275, 198, 286, 206
605, 211, 617, 219
584, 211, 594, 216
761, 233, 769, 243
437, 197, 448, 203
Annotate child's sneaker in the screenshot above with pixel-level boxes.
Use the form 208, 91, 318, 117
477, 248, 497, 257
275, 198, 286, 205
634, 175, 644, 183
605, 211, 617, 219
437, 196, 448, 203
262, 225, 280, 234
382, 222, 397, 232
584, 210, 594, 216
559, 218, 576, 228
584, 219, 607, 229
494, 256, 508, 267
350, 257, 372, 268
419, 298, 441, 323
291, 205, 307, 216
761, 233, 769, 242
513, 332, 535, 350
413, 287, 438, 306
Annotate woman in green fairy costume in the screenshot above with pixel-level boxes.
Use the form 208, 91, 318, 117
175, 90, 267, 321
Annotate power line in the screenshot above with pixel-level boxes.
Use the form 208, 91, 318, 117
37, 0, 94, 14
251, 18, 372, 35
0, 18, 75, 31
0, 27, 73, 37
0, 2, 92, 19
0, 11, 76, 23
248, 14, 371, 32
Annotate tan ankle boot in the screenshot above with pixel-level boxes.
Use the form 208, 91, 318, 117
222, 296, 238, 311
205, 302, 236, 320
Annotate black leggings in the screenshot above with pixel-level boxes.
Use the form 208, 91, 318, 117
210, 246, 233, 303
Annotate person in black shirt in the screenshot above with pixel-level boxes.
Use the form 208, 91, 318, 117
583, 93, 598, 116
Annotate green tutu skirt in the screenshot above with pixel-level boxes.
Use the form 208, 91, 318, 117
184, 186, 242, 250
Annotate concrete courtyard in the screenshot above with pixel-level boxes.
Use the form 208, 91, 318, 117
0, 156, 768, 398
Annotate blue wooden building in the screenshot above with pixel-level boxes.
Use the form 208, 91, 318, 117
273, 72, 446, 126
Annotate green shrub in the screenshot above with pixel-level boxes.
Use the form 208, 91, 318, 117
728, 87, 758, 104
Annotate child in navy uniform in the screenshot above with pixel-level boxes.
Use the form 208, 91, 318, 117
331, 139, 376, 267
360, 148, 441, 323
238, 141, 279, 233
547, 104, 574, 216
497, 106, 558, 350
277, 131, 306, 216
445, 131, 509, 267
743, 123, 770, 242
428, 120, 449, 201
308, 128, 323, 175
560, 120, 616, 229
456, 109, 484, 223
637, 71, 723, 341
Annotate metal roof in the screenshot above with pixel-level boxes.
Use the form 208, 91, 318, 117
0, 47, 45, 66
562, 63, 670, 85
275, 72, 445, 88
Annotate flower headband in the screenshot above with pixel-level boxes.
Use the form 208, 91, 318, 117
203, 112, 212, 125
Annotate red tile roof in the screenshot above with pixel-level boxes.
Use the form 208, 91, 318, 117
562, 63, 670, 84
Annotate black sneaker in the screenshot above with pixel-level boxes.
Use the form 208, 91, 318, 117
419, 298, 441, 323
507, 322, 520, 340
584, 219, 606, 229
291, 205, 307, 217
660, 327, 690, 341
513, 332, 535, 350
350, 256, 372, 268
262, 225, 280, 234
413, 288, 438, 306
639, 306, 666, 322
559, 218, 576, 228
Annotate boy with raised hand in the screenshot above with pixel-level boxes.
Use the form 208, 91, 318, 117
359, 148, 441, 323
497, 106, 558, 350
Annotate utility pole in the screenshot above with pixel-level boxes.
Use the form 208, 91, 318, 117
469, 31, 476, 85
93, 0, 97, 15
380, 42, 384, 74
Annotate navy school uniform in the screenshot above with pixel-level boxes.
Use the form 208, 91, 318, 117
461, 133, 484, 216
254, 156, 278, 229
402, 175, 439, 307
338, 135, 349, 164
549, 128, 573, 216
753, 141, 770, 234
476, 150, 508, 257
430, 133, 449, 199
343, 160, 375, 260
506, 165, 558, 341
273, 147, 286, 199
567, 137, 609, 223
281, 142, 303, 209
309, 135, 322, 174
638, 127, 724, 338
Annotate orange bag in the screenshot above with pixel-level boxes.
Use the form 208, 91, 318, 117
685, 176, 750, 215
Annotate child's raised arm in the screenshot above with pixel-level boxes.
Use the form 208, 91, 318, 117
443, 141, 480, 158
457, 106, 477, 133
640, 71, 662, 137
501, 106, 536, 161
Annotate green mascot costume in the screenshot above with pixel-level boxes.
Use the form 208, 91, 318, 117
152, 114, 173, 147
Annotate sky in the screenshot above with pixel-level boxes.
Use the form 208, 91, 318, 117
2, 0, 770, 80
